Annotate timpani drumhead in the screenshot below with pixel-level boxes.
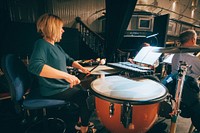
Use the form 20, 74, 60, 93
91, 75, 167, 104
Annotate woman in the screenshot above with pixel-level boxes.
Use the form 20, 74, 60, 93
28, 13, 95, 133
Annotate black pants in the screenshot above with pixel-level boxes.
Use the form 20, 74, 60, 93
191, 102, 200, 131
44, 85, 91, 127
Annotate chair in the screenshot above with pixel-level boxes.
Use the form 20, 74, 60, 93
1, 54, 68, 133
0, 72, 11, 100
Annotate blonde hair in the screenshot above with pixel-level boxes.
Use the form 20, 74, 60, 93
37, 13, 63, 42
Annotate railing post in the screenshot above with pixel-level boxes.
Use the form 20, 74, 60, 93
75, 17, 105, 58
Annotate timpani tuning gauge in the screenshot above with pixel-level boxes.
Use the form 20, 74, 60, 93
109, 103, 115, 117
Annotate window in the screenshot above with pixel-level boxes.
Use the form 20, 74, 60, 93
168, 21, 176, 35
180, 24, 192, 33
138, 18, 152, 30
195, 27, 200, 39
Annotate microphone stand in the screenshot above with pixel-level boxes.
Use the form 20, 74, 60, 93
170, 61, 188, 133
146, 33, 159, 46
154, 36, 158, 47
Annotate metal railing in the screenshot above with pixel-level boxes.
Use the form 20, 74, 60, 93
75, 17, 105, 58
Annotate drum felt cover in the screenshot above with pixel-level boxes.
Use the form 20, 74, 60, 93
91, 76, 167, 103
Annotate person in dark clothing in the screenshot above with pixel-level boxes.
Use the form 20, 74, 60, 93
28, 13, 95, 133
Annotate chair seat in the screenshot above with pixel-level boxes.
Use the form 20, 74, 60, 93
23, 99, 68, 110
0, 92, 11, 100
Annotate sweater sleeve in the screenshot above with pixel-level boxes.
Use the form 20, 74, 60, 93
65, 53, 74, 66
28, 40, 47, 76
57, 45, 74, 66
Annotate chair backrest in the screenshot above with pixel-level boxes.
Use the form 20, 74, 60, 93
1, 54, 31, 103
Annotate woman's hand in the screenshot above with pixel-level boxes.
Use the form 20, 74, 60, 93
80, 67, 91, 75
72, 61, 91, 75
64, 73, 80, 88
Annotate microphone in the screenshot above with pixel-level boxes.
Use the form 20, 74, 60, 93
146, 33, 159, 38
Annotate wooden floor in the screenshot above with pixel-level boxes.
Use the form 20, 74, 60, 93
0, 98, 194, 133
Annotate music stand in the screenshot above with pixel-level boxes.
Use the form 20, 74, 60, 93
133, 46, 162, 66
170, 61, 188, 133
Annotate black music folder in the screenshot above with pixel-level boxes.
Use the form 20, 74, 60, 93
133, 46, 162, 66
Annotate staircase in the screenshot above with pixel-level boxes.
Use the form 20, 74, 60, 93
75, 17, 105, 59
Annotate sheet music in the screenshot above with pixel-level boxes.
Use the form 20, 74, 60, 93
133, 46, 162, 66
133, 47, 150, 63
163, 54, 174, 64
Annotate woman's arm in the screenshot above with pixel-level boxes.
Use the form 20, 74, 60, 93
40, 64, 80, 88
40, 64, 68, 78
72, 61, 90, 74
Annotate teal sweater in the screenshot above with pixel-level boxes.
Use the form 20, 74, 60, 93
28, 39, 74, 96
